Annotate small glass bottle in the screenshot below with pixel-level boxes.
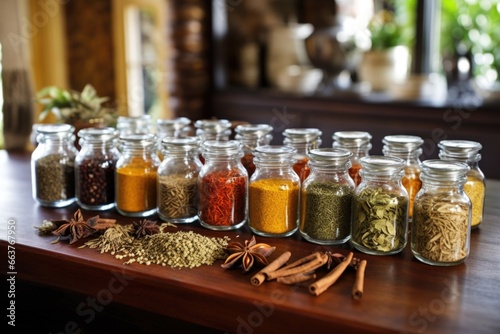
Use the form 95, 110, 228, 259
438, 140, 485, 229
115, 134, 160, 217
300, 148, 355, 245
235, 123, 273, 177
156, 117, 192, 160
75, 127, 120, 211
382, 135, 424, 221
116, 115, 152, 136
194, 119, 232, 142
198, 140, 248, 230
31, 124, 77, 207
412, 160, 471, 266
249, 145, 300, 237
157, 136, 201, 223
351, 156, 409, 255
332, 131, 372, 186
282, 128, 322, 183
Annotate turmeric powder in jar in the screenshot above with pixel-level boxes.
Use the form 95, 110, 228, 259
249, 145, 300, 237
438, 140, 485, 229
115, 134, 160, 217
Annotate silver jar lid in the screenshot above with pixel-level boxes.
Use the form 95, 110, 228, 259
283, 128, 322, 143
420, 159, 470, 181
360, 155, 405, 176
382, 135, 424, 153
235, 124, 273, 138
438, 140, 482, 159
308, 148, 352, 168
332, 131, 372, 148
120, 133, 157, 149
78, 127, 119, 143
194, 119, 232, 133
253, 145, 296, 163
201, 139, 242, 156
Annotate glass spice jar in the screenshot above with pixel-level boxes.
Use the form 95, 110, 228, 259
411, 160, 471, 266
332, 131, 372, 186
194, 119, 232, 142
282, 128, 322, 183
75, 127, 120, 211
249, 145, 300, 237
382, 135, 424, 221
351, 156, 409, 255
438, 140, 485, 229
157, 136, 202, 223
115, 134, 160, 217
116, 115, 152, 136
31, 124, 78, 207
300, 148, 355, 245
198, 140, 248, 230
156, 117, 192, 160
235, 123, 273, 177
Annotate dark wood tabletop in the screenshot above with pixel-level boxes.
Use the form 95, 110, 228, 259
1, 150, 499, 334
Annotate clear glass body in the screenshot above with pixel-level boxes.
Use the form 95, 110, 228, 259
382, 135, 424, 221
283, 128, 322, 183
351, 156, 409, 255
438, 140, 485, 229
157, 137, 201, 223
156, 117, 192, 160
75, 128, 120, 211
411, 160, 471, 266
198, 140, 248, 230
115, 134, 160, 217
235, 124, 273, 178
299, 148, 355, 245
31, 124, 77, 207
249, 145, 300, 237
332, 131, 372, 186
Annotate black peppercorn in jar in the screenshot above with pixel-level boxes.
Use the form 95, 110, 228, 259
31, 124, 78, 207
75, 127, 120, 211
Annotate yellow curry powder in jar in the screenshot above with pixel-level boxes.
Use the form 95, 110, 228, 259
115, 134, 160, 217
438, 140, 485, 229
249, 145, 300, 237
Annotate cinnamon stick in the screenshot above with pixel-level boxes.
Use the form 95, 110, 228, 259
251, 251, 291, 287
266, 252, 328, 281
308, 252, 354, 296
352, 259, 367, 300
277, 272, 316, 285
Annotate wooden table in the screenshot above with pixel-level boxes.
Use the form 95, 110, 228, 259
1, 150, 499, 334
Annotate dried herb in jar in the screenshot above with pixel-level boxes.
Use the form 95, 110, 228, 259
35, 153, 75, 202
412, 193, 469, 263
351, 187, 408, 252
300, 182, 353, 241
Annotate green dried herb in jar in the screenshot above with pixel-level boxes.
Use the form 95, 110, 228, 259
300, 148, 355, 245
351, 156, 409, 255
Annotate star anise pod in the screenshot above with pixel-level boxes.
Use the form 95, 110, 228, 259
324, 251, 361, 270
132, 219, 160, 238
221, 236, 276, 272
51, 209, 116, 244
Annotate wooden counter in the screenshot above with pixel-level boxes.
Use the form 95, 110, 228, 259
1, 150, 499, 333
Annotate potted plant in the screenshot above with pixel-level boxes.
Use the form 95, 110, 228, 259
37, 84, 117, 128
358, 1, 414, 92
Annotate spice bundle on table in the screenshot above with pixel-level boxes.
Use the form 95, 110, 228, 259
31, 121, 485, 267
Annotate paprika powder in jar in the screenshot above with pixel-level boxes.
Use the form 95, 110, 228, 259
332, 131, 372, 186
198, 140, 248, 230
115, 134, 160, 217
382, 135, 424, 221
235, 123, 273, 177
282, 128, 322, 183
